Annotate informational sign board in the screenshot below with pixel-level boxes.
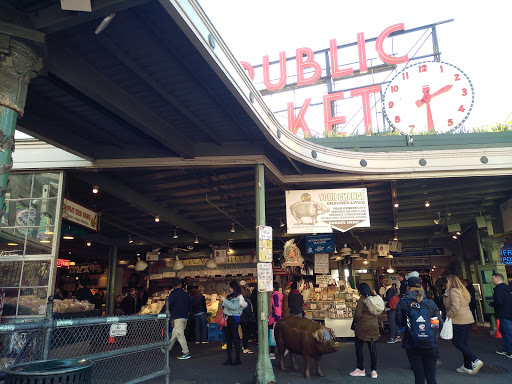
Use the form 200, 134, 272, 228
258, 226, 273, 262
162, 271, 176, 278
214, 249, 227, 264
109, 323, 127, 337
62, 199, 98, 231
377, 243, 390, 257
316, 275, 331, 287
306, 234, 334, 254
257, 263, 274, 292
391, 257, 431, 268
314, 253, 330, 274
68, 263, 104, 275
146, 251, 160, 261
286, 188, 370, 234
150, 274, 163, 280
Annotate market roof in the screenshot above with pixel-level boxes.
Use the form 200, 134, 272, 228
4, 0, 512, 259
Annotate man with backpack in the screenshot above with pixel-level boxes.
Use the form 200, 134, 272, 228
490, 273, 512, 358
396, 276, 442, 384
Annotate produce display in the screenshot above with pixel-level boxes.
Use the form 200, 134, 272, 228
4, 296, 47, 315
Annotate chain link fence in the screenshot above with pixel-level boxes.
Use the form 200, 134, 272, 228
0, 300, 170, 384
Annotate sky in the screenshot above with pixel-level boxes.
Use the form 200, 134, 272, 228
199, 0, 512, 135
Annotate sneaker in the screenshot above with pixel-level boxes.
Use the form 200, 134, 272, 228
471, 359, 483, 374
507, 354, 512, 359
371, 370, 378, 379
387, 338, 398, 344
177, 353, 191, 360
195, 342, 200, 344
436, 360, 442, 368
456, 366, 473, 374
201, 341, 209, 344
243, 348, 253, 354
496, 350, 507, 355
395, 336, 401, 341
349, 368, 366, 377
269, 353, 276, 360
221, 344, 227, 350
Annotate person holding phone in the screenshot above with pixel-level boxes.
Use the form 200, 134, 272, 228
219, 280, 247, 366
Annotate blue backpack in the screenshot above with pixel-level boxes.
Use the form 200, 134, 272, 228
405, 299, 435, 349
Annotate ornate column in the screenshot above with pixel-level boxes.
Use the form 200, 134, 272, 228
481, 237, 504, 263
0, 35, 43, 219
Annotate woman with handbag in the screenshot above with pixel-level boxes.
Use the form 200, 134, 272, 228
443, 275, 483, 374
350, 283, 385, 379
382, 278, 401, 344
219, 280, 247, 366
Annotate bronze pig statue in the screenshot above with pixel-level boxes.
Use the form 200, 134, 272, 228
275, 316, 339, 379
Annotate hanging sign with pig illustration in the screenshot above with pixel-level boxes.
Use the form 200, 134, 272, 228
285, 188, 370, 234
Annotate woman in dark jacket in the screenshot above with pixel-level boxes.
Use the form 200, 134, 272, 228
382, 278, 400, 343
396, 277, 442, 384
288, 282, 304, 316
191, 286, 208, 343
350, 283, 385, 379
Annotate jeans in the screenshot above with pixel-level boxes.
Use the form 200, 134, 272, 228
169, 318, 189, 355
406, 347, 438, 384
194, 312, 208, 342
355, 336, 377, 371
452, 323, 477, 369
220, 327, 227, 344
387, 309, 399, 339
240, 321, 253, 349
226, 316, 241, 363
498, 317, 512, 354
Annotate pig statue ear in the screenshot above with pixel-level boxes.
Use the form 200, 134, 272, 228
312, 329, 324, 343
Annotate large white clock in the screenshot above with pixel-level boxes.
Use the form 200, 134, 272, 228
382, 61, 474, 134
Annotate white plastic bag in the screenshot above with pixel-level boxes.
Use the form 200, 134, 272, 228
440, 317, 453, 340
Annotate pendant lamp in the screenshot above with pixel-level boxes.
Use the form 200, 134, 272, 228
341, 244, 351, 253
173, 255, 184, 270
359, 246, 369, 255
134, 257, 148, 271
205, 254, 217, 269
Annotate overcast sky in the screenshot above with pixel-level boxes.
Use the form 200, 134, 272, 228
199, 0, 512, 133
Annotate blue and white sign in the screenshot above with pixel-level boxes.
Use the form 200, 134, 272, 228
306, 234, 335, 254
501, 247, 512, 265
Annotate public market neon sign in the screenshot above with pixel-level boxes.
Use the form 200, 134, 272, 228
241, 23, 408, 136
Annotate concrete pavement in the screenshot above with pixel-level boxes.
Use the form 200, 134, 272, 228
152, 328, 511, 384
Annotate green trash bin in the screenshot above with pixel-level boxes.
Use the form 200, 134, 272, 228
4, 358, 94, 384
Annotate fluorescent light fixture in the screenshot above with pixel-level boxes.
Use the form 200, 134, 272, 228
7, 242, 18, 246
95, 13, 116, 35
40, 239, 51, 243
63, 234, 74, 240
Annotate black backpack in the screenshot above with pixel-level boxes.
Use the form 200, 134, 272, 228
405, 299, 435, 349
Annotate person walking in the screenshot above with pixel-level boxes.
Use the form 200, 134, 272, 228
191, 286, 208, 344
219, 280, 247, 366
121, 288, 138, 315
490, 273, 512, 358
396, 276, 442, 384
443, 275, 483, 374
240, 291, 256, 354
288, 282, 304, 316
268, 282, 283, 359
382, 278, 400, 343
167, 279, 192, 360
398, 272, 407, 298
349, 283, 385, 379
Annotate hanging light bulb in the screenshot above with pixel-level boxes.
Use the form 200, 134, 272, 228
172, 255, 184, 271
205, 254, 217, 268
173, 230, 178, 239
92, 185, 99, 194
230, 223, 236, 233
393, 235, 398, 241
194, 234, 199, 244
279, 218, 285, 228
228, 241, 233, 253
128, 235, 133, 244
393, 202, 399, 208
154, 216, 160, 222
363, 259, 368, 265
425, 200, 430, 208
387, 266, 395, 273
86, 241, 92, 247
452, 235, 458, 239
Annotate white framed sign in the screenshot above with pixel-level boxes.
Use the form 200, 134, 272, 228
314, 253, 330, 274
109, 323, 127, 337
286, 188, 370, 234
257, 262, 273, 292
258, 225, 273, 262
316, 275, 331, 287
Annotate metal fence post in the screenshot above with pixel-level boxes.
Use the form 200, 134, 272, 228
43, 297, 54, 360
165, 297, 170, 384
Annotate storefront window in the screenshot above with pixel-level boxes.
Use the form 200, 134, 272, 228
0, 172, 63, 318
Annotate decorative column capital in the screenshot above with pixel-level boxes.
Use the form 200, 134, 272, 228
481, 237, 505, 263
0, 35, 43, 116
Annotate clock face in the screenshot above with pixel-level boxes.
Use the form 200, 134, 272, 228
382, 61, 474, 134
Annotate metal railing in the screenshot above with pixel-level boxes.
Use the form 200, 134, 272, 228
0, 299, 170, 384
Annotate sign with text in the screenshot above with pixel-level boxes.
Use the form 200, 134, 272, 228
68, 263, 104, 275
213, 248, 227, 264
109, 323, 127, 337
316, 275, 331, 287
314, 253, 330, 274
258, 225, 273, 262
62, 199, 98, 231
257, 263, 274, 292
306, 234, 335, 254
391, 256, 431, 268
286, 188, 370, 234
57, 259, 70, 268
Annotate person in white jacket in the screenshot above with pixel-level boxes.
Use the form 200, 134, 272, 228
219, 280, 247, 366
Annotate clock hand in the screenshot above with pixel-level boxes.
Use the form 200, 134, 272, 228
426, 101, 435, 132
416, 84, 453, 107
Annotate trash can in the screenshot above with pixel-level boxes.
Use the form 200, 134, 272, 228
4, 358, 94, 384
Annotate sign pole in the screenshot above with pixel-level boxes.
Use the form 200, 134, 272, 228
254, 164, 275, 384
